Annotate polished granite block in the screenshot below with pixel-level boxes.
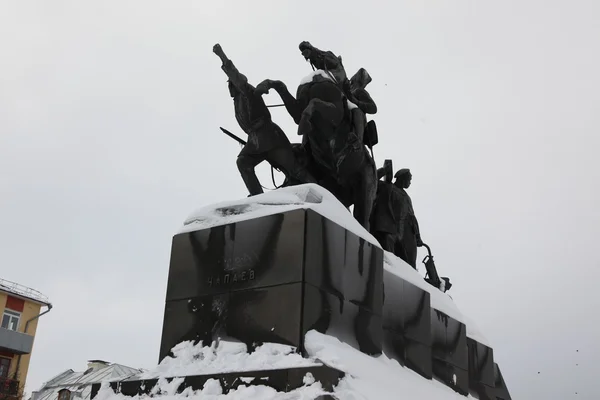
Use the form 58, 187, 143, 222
430, 309, 468, 370
228, 211, 305, 291
304, 209, 383, 315
225, 282, 303, 348
161, 208, 387, 362
343, 227, 384, 313
382, 329, 432, 379
166, 210, 306, 301
432, 359, 469, 396
166, 209, 383, 317
493, 363, 512, 400
469, 383, 496, 400
159, 283, 304, 361
302, 283, 382, 355
401, 280, 432, 344
430, 309, 447, 362
382, 272, 431, 346
160, 281, 383, 362
467, 338, 494, 388
159, 291, 229, 360
446, 315, 468, 369
91, 365, 345, 398
166, 224, 234, 299
304, 210, 345, 300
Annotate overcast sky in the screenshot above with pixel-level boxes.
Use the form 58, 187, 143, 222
1, 1, 599, 399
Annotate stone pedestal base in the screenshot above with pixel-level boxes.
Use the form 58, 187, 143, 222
161, 209, 383, 360
147, 202, 512, 399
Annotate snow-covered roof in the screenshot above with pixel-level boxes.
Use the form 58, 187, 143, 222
32, 363, 143, 400
0, 278, 51, 306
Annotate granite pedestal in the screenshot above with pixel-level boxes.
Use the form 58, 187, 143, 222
95, 204, 513, 399
160, 208, 384, 361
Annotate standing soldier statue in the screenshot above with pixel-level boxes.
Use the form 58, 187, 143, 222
370, 160, 397, 252
213, 44, 316, 196
371, 163, 424, 269
393, 168, 424, 269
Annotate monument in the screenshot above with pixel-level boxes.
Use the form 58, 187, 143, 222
90, 42, 512, 399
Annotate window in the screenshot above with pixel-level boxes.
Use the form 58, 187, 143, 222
1, 310, 20, 331
0, 358, 10, 378
58, 390, 71, 400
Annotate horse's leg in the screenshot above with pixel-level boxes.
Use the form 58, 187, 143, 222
353, 160, 377, 230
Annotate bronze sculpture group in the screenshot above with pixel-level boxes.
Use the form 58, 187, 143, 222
213, 41, 442, 281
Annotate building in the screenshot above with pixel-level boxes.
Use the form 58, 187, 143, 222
1, 278, 52, 399
30, 361, 142, 400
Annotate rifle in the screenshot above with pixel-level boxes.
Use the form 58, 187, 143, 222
220, 127, 246, 146
422, 243, 452, 293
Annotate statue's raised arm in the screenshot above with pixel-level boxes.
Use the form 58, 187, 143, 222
213, 43, 255, 97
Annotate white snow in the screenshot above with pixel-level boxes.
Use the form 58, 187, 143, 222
303, 330, 476, 400
138, 340, 319, 379
299, 69, 335, 85
179, 184, 380, 247
94, 378, 329, 400
93, 331, 476, 400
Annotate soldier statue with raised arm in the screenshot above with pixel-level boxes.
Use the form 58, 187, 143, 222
213, 43, 316, 196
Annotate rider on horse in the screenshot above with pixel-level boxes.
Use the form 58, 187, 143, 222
255, 41, 377, 229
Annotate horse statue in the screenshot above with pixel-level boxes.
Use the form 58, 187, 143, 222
256, 41, 377, 230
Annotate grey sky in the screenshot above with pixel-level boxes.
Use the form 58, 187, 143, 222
1, 1, 599, 398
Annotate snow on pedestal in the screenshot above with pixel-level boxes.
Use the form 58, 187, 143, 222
140, 341, 319, 379
180, 184, 379, 247
93, 330, 477, 400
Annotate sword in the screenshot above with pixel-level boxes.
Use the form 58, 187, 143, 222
219, 127, 246, 146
